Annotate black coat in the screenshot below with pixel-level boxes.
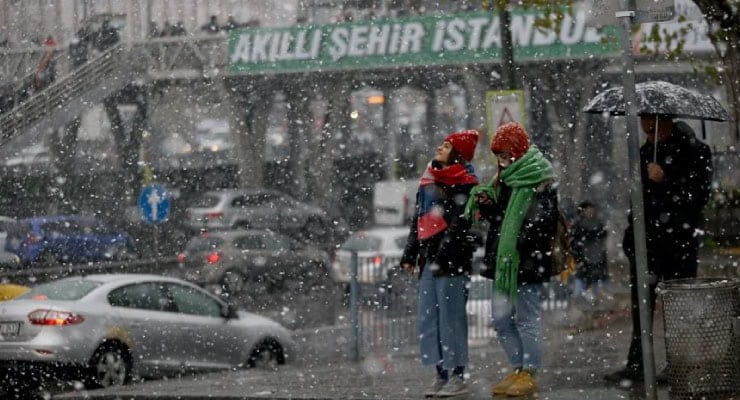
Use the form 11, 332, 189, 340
625, 121, 713, 247
571, 216, 608, 282
479, 182, 559, 285
401, 180, 477, 277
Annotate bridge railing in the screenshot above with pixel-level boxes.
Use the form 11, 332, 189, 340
129, 35, 229, 79
0, 43, 130, 146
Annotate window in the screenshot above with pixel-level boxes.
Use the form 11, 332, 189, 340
191, 194, 221, 208
108, 283, 175, 312
341, 234, 382, 252
185, 236, 224, 252
18, 279, 101, 301
234, 235, 262, 250
261, 234, 290, 251
168, 284, 222, 318
393, 235, 408, 250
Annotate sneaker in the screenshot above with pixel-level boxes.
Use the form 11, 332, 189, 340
492, 371, 521, 395
436, 375, 468, 397
505, 371, 538, 397
424, 376, 447, 398
603, 367, 643, 384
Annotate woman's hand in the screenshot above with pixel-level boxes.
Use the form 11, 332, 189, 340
401, 262, 415, 274
476, 192, 493, 206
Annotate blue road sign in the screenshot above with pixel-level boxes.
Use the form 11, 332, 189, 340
139, 184, 171, 224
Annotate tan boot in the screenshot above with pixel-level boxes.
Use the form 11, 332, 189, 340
491, 371, 521, 396
505, 371, 538, 397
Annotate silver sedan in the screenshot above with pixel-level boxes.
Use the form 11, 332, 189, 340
0, 274, 295, 392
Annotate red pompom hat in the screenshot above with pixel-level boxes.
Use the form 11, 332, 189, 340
491, 122, 530, 160
444, 130, 479, 162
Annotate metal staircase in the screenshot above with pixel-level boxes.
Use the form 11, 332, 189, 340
0, 44, 137, 147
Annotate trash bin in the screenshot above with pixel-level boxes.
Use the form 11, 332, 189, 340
657, 278, 739, 400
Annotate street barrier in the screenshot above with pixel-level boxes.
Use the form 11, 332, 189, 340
0, 256, 179, 286
347, 252, 495, 361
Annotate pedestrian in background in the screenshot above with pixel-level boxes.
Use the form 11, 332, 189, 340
94, 19, 119, 51
33, 35, 57, 90
68, 29, 89, 69
201, 15, 220, 33
400, 130, 480, 398
464, 122, 558, 397
604, 115, 712, 384
570, 200, 608, 303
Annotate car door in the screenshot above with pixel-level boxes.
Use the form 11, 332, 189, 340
270, 194, 303, 231
260, 233, 301, 283
107, 282, 189, 377
165, 282, 244, 368
233, 233, 271, 282
245, 192, 280, 229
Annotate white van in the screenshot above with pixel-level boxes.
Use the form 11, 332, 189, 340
373, 180, 417, 226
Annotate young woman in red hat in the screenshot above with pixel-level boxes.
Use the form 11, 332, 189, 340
400, 130, 480, 398
465, 122, 558, 397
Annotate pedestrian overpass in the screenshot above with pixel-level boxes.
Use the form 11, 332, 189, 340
0, 10, 625, 218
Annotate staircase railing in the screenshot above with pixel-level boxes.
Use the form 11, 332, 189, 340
0, 44, 129, 147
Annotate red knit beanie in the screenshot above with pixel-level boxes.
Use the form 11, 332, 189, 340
491, 122, 530, 160
444, 130, 479, 162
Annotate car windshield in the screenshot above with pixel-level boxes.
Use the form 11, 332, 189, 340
190, 195, 221, 208
186, 236, 225, 252
341, 233, 382, 252
5, 222, 31, 240
17, 279, 101, 301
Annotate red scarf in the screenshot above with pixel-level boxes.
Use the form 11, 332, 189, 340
416, 162, 478, 240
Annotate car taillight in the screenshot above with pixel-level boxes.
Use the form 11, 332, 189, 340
28, 309, 85, 326
206, 252, 221, 264
372, 255, 383, 266
27, 233, 42, 244
177, 253, 186, 263
206, 212, 223, 220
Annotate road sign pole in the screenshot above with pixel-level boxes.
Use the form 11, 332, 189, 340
617, 1, 657, 398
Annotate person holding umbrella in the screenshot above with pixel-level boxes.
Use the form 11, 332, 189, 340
604, 114, 713, 384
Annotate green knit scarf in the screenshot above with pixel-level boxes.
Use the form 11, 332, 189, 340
465, 146, 554, 299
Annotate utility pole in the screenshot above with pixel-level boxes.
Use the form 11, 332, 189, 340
497, 0, 517, 90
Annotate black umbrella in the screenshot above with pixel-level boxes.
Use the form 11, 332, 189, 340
583, 80, 729, 160
583, 80, 729, 121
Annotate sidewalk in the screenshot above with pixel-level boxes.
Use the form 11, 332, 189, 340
56, 307, 683, 400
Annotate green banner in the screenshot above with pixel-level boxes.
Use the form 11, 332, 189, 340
229, 11, 619, 74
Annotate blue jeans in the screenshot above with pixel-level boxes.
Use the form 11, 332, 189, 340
491, 283, 543, 370
417, 265, 469, 369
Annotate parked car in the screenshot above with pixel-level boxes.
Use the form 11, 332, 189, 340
0, 274, 295, 394
330, 226, 408, 285
183, 188, 337, 240
4, 215, 136, 266
330, 226, 486, 285
178, 230, 331, 295
0, 216, 21, 269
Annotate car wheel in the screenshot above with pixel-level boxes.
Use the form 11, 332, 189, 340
88, 344, 131, 389
221, 269, 247, 295
247, 339, 284, 370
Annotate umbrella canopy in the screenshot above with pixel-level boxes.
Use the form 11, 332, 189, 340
583, 80, 729, 122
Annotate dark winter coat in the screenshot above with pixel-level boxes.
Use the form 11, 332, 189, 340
401, 180, 477, 277
623, 121, 713, 256
479, 182, 559, 285
571, 216, 607, 283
